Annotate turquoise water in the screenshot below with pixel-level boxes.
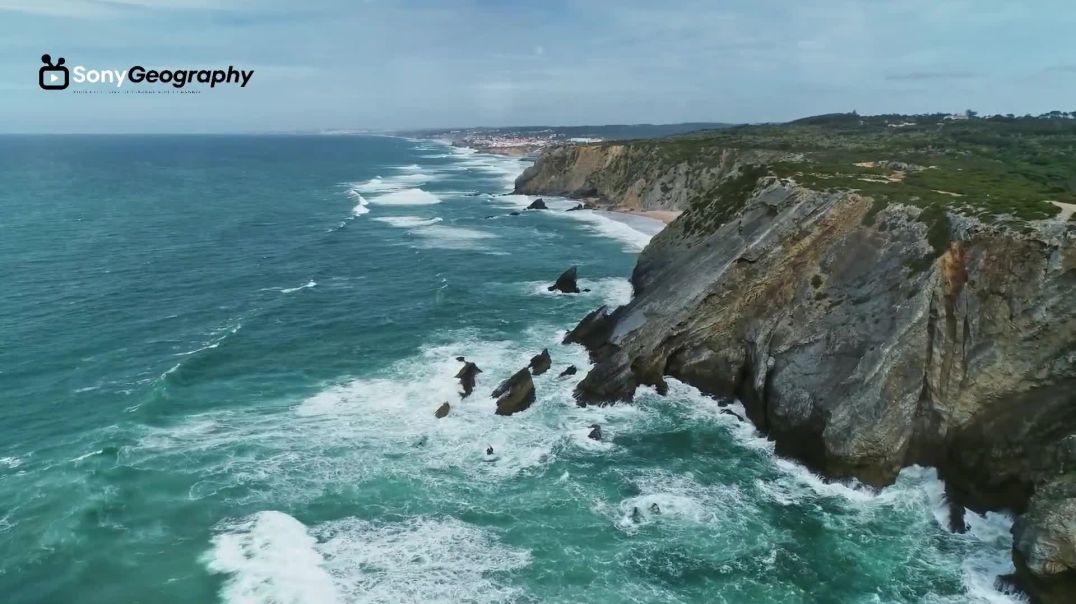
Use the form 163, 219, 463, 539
0, 135, 1019, 603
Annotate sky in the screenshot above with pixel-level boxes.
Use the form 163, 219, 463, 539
1, 0, 1074, 133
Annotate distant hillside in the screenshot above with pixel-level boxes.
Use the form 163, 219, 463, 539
405, 122, 733, 142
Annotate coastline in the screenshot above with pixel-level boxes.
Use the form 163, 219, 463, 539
437, 137, 674, 240
594, 210, 666, 237
607, 207, 682, 225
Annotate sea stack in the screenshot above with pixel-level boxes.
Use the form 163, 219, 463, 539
529, 349, 552, 375
455, 360, 482, 398
548, 266, 581, 294
492, 368, 536, 416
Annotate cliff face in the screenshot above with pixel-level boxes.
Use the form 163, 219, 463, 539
522, 143, 1076, 601
514, 142, 783, 211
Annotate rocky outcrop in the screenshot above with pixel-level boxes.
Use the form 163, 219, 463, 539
492, 369, 536, 416
587, 424, 603, 441
559, 365, 577, 377
434, 402, 451, 418
563, 305, 613, 348
537, 154, 1074, 598
548, 266, 581, 294
1013, 475, 1076, 602
526, 198, 547, 210
529, 349, 552, 375
455, 360, 482, 398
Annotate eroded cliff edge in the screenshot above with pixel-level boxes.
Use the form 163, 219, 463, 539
517, 116, 1076, 601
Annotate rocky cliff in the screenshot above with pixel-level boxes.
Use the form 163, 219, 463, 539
519, 118, 1076, 602
514, 141, 785, 211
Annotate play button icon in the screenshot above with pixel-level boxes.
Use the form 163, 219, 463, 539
39, 54, 70, 90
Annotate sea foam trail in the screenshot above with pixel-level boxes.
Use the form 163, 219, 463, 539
204, 511, 340, 604
281, 280, 316, 294
367, 188, 442, 206
204, 513, 530, 604
371, 216, 443, 228
494, 194, 656, 251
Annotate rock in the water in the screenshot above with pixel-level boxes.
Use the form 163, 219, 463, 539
529, 349, 552, 375
587, 424, 602, 441
559, 365, 578, 377
492, 368, 535, 416
1013, 475, 1076, 603
455, 356, 466, 362
649, 503, 661, 514
486, 445, 494, 455
455, 361, 482, 397
434, 402, 451, 418
566, 203, 588, 212
547, 266, 581, 294
562, 305, 612, 348
720, 408, 746, 423
631, 507, 642, 523
526, 198, 547, 210
946, 497, 968, 534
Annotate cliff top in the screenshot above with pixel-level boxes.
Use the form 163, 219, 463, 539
612, 112, 1076, 226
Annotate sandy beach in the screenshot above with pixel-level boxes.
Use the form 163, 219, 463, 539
609, 207, 683, 225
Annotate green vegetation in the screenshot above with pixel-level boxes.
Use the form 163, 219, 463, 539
617, 112, 1076, 227
679, 164, 769, 236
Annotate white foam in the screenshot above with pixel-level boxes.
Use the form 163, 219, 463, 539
310, 516, 531, 603
281, 280, 317, 294
372, 216, 443, 228
346, 189, 370, 216
521, 277, 633, 307
204, 511, 340, 604
174, 322, 243, 357
492, 195, 655, 252
368, 188, 442, 206
566, 210, 655, 251
0, 456, 23, 469
134, 327, 639, 493
613, 469, 741, 531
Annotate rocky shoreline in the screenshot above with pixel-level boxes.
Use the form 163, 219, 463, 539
515, 134, 1076, 602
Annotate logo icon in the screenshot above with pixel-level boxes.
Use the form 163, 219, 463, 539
39, 54, 69, 90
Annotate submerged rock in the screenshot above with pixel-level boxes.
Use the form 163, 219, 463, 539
529, 349, 552, 375
587, 424, 602, 441
492, 368, 535, 416
631, 507, 642, 523
559, 365, 578, 377
566, 203, 588, 212
434, 402, 451, 418
547, 266, 581, 294
509, 211, 521, 216
526, 198, 548, 210
455, 360, 482, 398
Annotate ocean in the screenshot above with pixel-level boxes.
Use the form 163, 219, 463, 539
0, 134, 1020, 603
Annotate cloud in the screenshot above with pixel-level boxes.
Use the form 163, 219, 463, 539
885, 71, 978, 81
0, 0, 265, 18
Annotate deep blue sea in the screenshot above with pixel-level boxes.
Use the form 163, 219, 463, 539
0, 135, 1020, 603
